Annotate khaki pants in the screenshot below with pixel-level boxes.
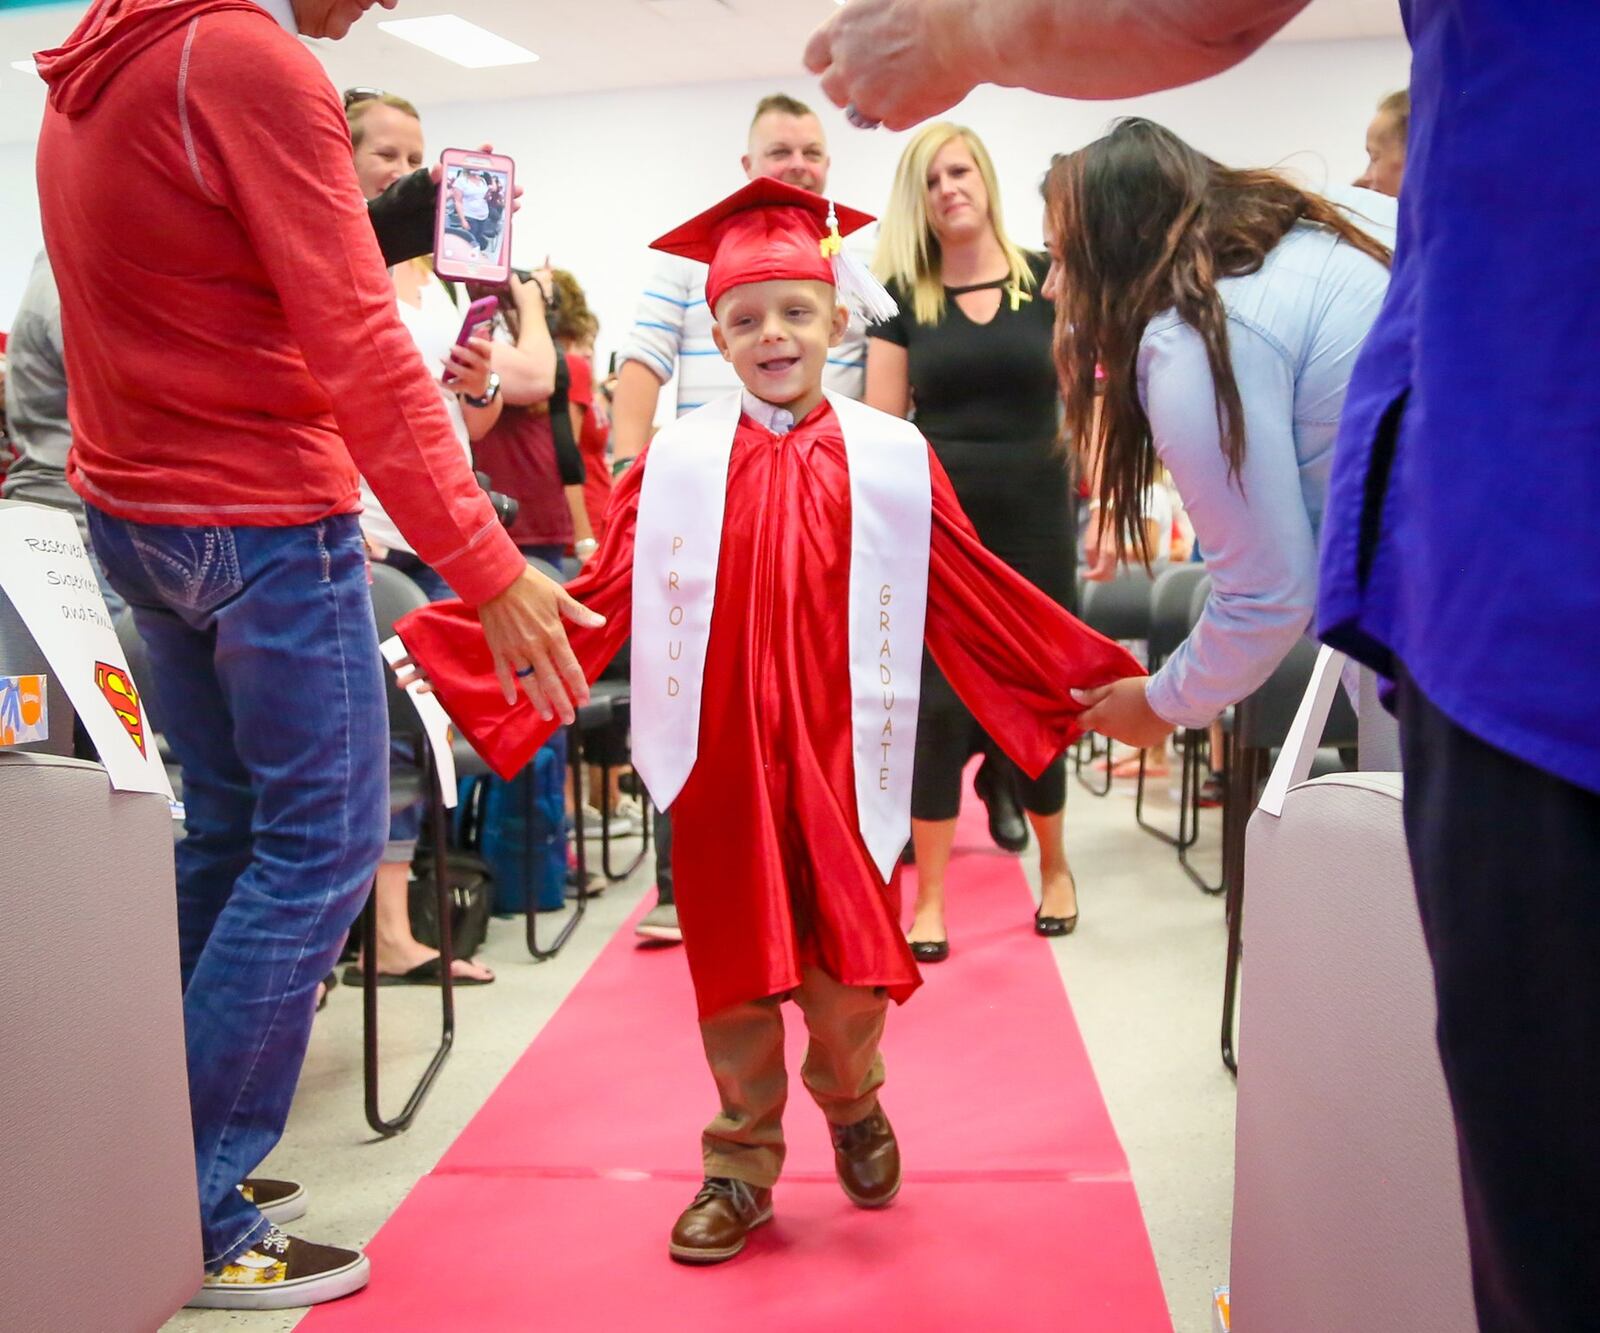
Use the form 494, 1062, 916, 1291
699, 967, 888, 1189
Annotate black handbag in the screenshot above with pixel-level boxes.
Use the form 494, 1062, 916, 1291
407, 850, 494, 960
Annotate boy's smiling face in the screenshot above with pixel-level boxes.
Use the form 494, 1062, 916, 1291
712, 279, 849, 420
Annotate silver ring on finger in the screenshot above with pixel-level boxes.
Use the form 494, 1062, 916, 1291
845, 102, 881, 130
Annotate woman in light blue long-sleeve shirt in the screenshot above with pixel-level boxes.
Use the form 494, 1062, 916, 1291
1042, 119, 1393, 744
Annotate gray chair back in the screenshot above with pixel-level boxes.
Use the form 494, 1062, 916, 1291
1236, 638, 1359, 753
0, 587, 76, 757
368, 562, 431, 745
1147, 564, 1210, 668
1078, 568, 1156, 643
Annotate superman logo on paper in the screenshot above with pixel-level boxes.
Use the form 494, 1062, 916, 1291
94, 662, 147, 757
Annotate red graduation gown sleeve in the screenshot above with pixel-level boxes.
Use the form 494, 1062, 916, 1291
923, 450, 1146, 775
392, 455, 644, 780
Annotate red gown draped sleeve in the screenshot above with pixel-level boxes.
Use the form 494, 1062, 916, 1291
393, 457, 644, 780
923, 450, 1143, 773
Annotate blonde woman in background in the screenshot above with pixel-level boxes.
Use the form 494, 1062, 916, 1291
865, 122, 1078, 960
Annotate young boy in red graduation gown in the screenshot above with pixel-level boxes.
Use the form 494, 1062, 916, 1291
395, 178, 1144, 1265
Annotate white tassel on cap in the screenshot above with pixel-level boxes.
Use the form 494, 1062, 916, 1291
821, 202, 899, 324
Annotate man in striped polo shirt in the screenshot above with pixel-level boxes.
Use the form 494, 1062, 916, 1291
611, 93, 868, 945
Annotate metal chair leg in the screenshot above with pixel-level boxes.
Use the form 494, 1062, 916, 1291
527, 728, 587, 961
363, 749, 456, 1136
1221, 864, 1244, 1076
1179, 729, 1226, 895
600, 766, 650, 882
1134, 731, 1203, 849
1219, 744, 1266, 1076
1074, 733, 1115, 796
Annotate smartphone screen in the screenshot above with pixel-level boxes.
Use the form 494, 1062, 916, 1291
435, 150, 514, 285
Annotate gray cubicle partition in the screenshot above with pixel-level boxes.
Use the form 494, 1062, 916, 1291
0, 581, 76, 757
1229, 771, 1475, 1332
0, 752, 201, 1330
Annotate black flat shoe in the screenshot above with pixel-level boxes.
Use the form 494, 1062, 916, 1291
909, 939, 950, 963
1034, 907, 1078, 937
975, 759, 1029, 854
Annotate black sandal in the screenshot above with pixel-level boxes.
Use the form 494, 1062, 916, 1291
342, 957, 495, 987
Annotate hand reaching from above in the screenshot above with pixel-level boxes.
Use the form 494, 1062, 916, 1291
803, 0, 988, 131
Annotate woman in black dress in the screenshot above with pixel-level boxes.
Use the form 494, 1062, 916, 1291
867, 122, 1077, 961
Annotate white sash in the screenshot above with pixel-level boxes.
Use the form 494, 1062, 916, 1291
630, 390, 930, 882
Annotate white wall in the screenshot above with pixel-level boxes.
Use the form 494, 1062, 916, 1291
2, 36, 1409, 368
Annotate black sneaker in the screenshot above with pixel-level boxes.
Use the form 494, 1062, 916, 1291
239, 1177, 306, 1226
186, 1226, 369, 1310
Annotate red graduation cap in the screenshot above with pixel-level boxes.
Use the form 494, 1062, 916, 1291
650, 177, 892, 319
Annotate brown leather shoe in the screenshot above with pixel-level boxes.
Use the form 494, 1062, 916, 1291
830, 1105, 901, 1208
668, 1177, 774, 1264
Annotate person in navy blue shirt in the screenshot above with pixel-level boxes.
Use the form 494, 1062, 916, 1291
808, 3, 1600, 1328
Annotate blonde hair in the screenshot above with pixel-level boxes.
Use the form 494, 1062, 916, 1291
346, 94, 430, 278
1377, 88, 1410, 140
346, 93, 421, 149
873, 123, 1034, 326
750, 92, 816, 131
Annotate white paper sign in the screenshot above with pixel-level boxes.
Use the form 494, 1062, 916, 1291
0, 503, 173, 797
380, 634, 457, 808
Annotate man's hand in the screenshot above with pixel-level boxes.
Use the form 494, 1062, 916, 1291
478, 566, 606, 721
804, 0, 1311, 122
804, 0, 985, 131
1073, 677, 1173, 749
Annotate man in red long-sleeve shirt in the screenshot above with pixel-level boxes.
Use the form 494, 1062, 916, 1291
34, 0, 598, 1309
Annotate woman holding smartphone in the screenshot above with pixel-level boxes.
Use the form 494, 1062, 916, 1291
347, 91, 504, 603
339, 89, 526, 988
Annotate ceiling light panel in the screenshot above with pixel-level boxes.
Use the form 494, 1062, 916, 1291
376, 15, 539, 69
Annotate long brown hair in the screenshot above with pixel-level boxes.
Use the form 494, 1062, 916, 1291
1044, 118, 1392, 560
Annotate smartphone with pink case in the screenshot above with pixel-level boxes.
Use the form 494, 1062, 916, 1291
441, 295, 500, 387
435, 148, 515, 285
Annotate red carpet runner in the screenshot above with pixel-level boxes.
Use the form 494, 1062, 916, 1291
302, 782, 1173, 1331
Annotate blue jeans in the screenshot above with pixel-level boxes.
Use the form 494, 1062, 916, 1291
86, 506, 387, 1267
